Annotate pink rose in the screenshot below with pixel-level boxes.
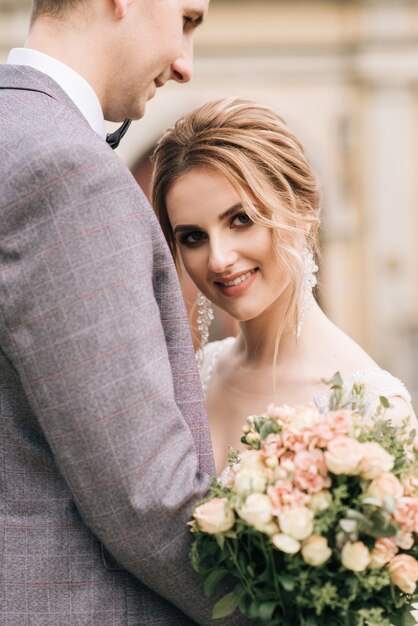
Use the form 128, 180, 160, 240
358, 442, 394, 480
193, 498, 235, 534
293, 450, 331, 494
367, 472, 404, 502
368, 538, 398, 569
325, 436, 364, 475
388, 554, 418, 595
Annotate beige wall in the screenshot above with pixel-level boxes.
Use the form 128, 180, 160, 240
2, 0, 418, 404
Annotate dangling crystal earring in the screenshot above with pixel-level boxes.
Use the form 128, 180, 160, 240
296, 246, 318, 337
195, 292, 214, 368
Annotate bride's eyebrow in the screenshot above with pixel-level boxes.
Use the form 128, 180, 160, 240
173, 202, 244, 236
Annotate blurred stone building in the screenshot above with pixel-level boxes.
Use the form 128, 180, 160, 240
2, 0, 418, 405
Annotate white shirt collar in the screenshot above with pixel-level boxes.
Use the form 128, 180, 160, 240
7, 48, 106, 140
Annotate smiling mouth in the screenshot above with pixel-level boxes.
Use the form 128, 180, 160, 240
215, 269, 258, 287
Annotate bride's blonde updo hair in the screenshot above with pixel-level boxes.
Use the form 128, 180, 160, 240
152, 97, 321, 336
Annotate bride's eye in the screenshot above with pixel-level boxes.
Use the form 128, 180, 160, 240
178, 230, 207, 247
231, 212, 252, 227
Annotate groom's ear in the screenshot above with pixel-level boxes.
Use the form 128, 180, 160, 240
113, 0, 133, 19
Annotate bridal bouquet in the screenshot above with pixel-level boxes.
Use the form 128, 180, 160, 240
189, 375, 418, 625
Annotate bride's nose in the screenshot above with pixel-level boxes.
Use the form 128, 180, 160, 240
207, 237, 238, 274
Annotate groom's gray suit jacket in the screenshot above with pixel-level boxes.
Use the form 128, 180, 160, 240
0, 65, 241, 626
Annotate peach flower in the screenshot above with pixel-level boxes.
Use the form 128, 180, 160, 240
368, 538, 398, 569
388, 554, 418, 595
367, 472, 404, 502
193, 498, 235, 534
325, 436, 364, 475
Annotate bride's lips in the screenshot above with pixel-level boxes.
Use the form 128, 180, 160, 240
214, 268, 258, 297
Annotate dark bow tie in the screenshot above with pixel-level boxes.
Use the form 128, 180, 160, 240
106, 118, 132, 149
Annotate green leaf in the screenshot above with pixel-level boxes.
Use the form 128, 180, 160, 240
390, 606, 416, 626
260, 421, 279, 440
278, 574, 295, 591
212, 592, 239, 620
203, 569, 228, 598
258, 601, 277, 621
214, 533, 225, 550
380, 395, 391, 409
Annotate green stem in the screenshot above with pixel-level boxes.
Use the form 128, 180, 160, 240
226, 539, 255, 600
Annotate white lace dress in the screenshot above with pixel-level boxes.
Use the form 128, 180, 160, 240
200, 336, 414, 420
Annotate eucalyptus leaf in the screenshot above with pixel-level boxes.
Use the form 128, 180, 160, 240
278, 574, 295, 591
260, 421, 279, 440
203, 569, 228, 598
212, 592, 239, 619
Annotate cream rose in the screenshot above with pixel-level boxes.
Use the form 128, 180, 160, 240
324, 436, 364, 475
301, 535, 332, 567
367, 472, 404, 502
291, 405, 320, 431
341, 541, 370, 572
358, 442, 394, 480
278, 506, 314, 541
239, 493, 273, 531
193, 498, 235, 534
234, 469, 267, 495
368, 538, 398, 569
272, 533, 301, 554
238, 450, 265, 472
309, 490, 333, 513
388, 554, 418, 595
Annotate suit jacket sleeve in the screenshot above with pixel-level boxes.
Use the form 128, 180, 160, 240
0, 140, 246, 625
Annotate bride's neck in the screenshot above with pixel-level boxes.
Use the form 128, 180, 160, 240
235, 299, 322, 370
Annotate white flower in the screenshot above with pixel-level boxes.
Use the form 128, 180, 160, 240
239, 493, 273, 531
358, 442, 394, 480
309, 490, 332, 513
291, 406, 320, 431
341, 541, 370, 572
278, 506, 314, 541
301, 535, 332, 566
272, 533, 301, 554
234, 469, 266, 495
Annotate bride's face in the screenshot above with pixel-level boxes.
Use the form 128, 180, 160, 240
165, 167, 291, 322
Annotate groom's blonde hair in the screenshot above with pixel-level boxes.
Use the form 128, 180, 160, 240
152, 97, 321, 343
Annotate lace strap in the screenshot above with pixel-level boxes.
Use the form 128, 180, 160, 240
200, 337, 235, 394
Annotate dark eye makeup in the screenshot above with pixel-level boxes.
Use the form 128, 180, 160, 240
177, 211, 253, 248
